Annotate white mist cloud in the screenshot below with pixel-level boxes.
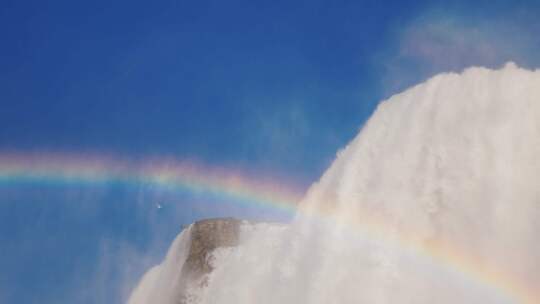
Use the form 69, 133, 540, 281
377, 8, 540, 95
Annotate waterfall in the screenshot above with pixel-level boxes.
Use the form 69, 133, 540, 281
130, 63, 540, 304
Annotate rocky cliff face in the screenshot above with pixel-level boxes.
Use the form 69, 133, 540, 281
126, 218, 242, 304
182, 218, 241, 282
173, 218, 241, 303
128, 218, 284, 304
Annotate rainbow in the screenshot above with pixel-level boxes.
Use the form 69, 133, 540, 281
0, 152, 303, 212
0, 152, 537, 303
297, 209, 539, 304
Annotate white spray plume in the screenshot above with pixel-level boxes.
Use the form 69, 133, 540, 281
130, 63, 540, 304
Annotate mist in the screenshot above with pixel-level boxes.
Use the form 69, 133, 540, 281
130, 64, 540, 303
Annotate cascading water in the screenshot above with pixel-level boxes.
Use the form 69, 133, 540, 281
129, 225, 193, 304
129, 63, 540, 304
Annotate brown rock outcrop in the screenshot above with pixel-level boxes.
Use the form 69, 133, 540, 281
182, 217, 241, 280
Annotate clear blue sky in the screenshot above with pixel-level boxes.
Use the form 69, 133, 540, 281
1, 0, 539, 303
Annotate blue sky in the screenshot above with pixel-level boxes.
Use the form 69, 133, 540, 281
1, 0, 540, 303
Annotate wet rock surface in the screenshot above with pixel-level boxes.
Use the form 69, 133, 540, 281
173, 218, 242, 304
182, 217, 241, 279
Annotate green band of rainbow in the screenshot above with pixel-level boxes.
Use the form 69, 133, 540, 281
0, 152, 303, 212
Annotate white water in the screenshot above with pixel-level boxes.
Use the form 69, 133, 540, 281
128, 225, 193, 304
130, 63, 540, 303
